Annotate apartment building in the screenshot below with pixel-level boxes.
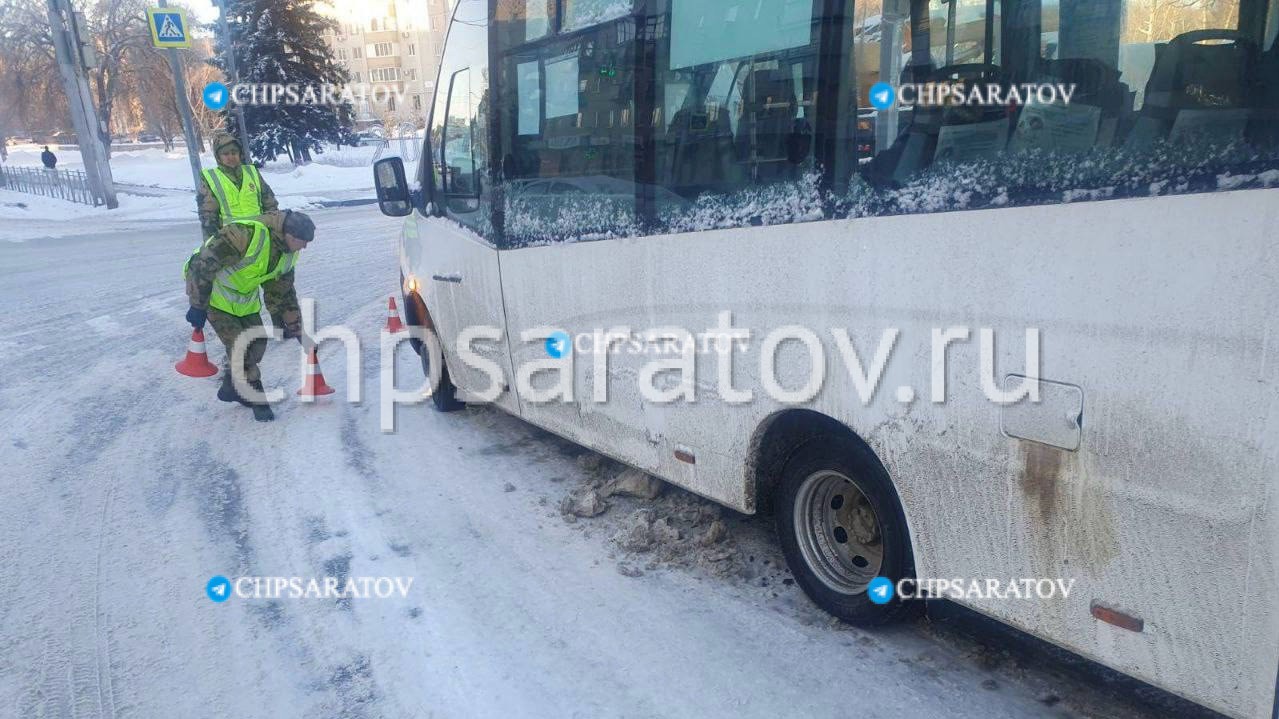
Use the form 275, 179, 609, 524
320, 0, 452, 128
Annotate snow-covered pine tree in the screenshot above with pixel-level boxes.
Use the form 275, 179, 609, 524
210, 0, 355, 163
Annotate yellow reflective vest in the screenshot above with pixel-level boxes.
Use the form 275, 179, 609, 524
202, 164, 264, 223
186, 219, 299, 316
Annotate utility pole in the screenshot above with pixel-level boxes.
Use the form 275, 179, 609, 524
157, 0, 202, 200
45, 0, 118, 208
213, 0, 251, 160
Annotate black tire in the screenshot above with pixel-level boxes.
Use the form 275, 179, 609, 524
401, 289, 464, 412
774, 434, 915, 626
420, 335, 464, 412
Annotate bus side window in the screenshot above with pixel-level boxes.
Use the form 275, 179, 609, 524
651, 0, 823, 221
495, 6, 642, 245
852, 0, 1277, 195
430, 0, 494, 237
442, 68, 479, 201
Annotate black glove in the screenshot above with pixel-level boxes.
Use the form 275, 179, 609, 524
186, 306, 207, 329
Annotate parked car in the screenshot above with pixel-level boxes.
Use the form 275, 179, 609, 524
353, 130, 386, 146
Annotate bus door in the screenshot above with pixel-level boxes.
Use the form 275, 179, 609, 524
422, 0, 519, 414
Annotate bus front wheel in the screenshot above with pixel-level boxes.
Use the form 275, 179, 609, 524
404, 288, 464, 412
775, 436, 915, 625
419, 338, 464, 412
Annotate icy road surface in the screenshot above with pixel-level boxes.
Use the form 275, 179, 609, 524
0, 206, 1206, 718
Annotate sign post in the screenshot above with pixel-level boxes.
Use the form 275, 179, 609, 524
148, 4, 203, 222
46, 0, 118, 208
212, 0, 252, 161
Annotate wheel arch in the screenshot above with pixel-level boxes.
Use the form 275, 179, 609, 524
401, 285, 435, 355
747, 409, 917, 567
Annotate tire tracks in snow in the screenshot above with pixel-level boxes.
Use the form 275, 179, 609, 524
6, 385, 148, 719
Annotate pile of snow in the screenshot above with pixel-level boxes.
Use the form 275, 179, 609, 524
558, 452, 796, 585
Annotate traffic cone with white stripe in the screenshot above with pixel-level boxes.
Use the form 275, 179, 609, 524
175, 328, 219, 377
385, 296, 405, 333
297, 347, 335, 397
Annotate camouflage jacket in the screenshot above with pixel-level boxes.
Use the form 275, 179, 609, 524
197, 165, 279, 240
184, 210, 302, 337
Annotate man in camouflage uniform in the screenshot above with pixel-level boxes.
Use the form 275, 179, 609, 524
198, 131, 278, 239
184, 210, 316, 422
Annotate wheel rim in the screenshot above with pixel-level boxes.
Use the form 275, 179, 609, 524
793, 470, 885, 595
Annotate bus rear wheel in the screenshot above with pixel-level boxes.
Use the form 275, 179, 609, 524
775, 436, 914, 625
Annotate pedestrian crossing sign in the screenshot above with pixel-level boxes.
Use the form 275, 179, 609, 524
147, 8, 191, 49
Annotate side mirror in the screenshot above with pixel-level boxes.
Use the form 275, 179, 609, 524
374, 157, 412, 217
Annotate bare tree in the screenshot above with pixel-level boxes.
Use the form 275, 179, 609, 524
183, 38, 225, 152
0, 0, 210, 153
83, 0, 161, 155
133, 44, 181, 149
0, 0, 66, 135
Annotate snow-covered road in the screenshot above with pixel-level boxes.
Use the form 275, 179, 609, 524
0, 206, 1200, 718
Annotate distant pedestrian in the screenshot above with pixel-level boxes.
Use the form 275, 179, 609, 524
41, 146, 56, 169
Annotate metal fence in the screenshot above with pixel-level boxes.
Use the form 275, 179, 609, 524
371, 122, 422, 165
0, 165, 102, 206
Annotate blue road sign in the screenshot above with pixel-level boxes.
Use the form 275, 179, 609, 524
147, 8, 191, 49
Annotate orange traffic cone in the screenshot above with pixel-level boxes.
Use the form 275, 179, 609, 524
175, 328, 219, 377
298, 348, 336, 397
385, 296, 405, 333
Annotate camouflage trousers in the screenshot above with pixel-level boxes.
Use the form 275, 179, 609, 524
207, 308, 268, 384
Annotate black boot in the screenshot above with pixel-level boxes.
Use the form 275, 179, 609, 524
217, 373, 242, 403
246, 380, 275, 422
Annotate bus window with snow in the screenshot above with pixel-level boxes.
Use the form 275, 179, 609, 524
372, 1, 1279, 718
853, 0, 1279, 210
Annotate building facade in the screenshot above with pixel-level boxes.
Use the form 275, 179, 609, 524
320, 0, 453, 129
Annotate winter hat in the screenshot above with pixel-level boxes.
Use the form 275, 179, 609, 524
283, 210, 316, 243
211, 130, 242, 156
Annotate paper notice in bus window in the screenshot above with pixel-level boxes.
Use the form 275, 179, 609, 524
933, 120, 1010, 164
1009, 103, 1101, 153
545, 53, 580, 119
518, 61, 541, 135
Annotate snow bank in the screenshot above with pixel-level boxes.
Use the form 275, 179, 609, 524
3, 142, 401, 198
556, 452, 793, 585
0, 190, 197, 242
